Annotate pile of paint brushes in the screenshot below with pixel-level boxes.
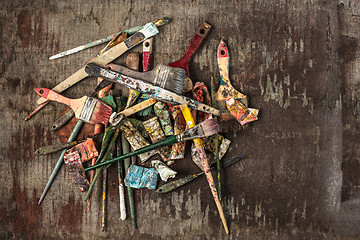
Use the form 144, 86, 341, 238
28, 17, 260, 234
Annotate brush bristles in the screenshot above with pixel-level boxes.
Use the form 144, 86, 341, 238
200, 118, 221, 137
87, 99, 112, 125
154, 65, 186, 94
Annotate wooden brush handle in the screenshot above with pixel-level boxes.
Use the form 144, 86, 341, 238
168, 22, 211, 75
106, 63, 152, 82
37, 23, 158, 105
217, 40, 230, 84
34, 88, 73, 107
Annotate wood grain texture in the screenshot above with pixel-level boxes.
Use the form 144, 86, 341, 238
1, 0, 360, 239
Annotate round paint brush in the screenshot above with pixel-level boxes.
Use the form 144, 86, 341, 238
105, 63, 186, 94
84, 118, 220, 171
34, 88, 113, 125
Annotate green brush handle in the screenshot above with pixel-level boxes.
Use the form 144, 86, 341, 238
85, 135, 178, 171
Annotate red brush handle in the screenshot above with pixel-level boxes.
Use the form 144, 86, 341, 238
168, 22, 211, 75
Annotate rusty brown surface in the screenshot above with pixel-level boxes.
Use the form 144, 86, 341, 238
1, 0, 360, 239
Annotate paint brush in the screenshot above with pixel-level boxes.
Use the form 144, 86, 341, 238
85, 118, 220, 171
103, 63, 186, 94
35, 133, 104, 155
216, 39, 247, 121
179, 105, 229, 235
34, 88, 113, 125
85, 63, 220, 116
156, 154, 244, 193
49, 17, 170, 60
116, 137, 126, 221
38, 119, 84, 204
26, 22, 160, 121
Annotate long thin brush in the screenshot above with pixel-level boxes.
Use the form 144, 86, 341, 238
105, 63, 186, 94
85, 63, 220, 116
179, 105, 229, 235
156, 154, 244, 193
34, 88, 112, 125
38, 119, 84, 204
49, 17, 170, 60
85, 118, 220, 171
116, 137, 126, 221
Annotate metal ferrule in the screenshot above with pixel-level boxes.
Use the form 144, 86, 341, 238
176, 125, 205, 142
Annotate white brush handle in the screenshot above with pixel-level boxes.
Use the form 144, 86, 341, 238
119, 184, 126, 221
37, 23, 159, 105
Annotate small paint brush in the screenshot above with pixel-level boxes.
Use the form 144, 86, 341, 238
104, 63, 186, 94
49, 17, 170, 60
85, 63, 220, 116
85, 118, 220, 171
34, 88, 113, 125
156, 154, 244, 193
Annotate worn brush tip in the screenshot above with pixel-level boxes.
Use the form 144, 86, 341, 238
156, 65, 186, 94
85, 63, 101, 76
88, 100, 113, 125
200, 118, 221, 136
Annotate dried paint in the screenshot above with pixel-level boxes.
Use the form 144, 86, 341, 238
226, 97, 258, 125
143, 117, 172, 163
170, 108, 186, 160
124, 165, 158, 189
204, 135, 231, 160
63, 151, 90, 192
192, 82, 212, 122
154, 101, 174, 136
64, 138, 99, 163
151, 160, 177, 182
119, 118, 156, 162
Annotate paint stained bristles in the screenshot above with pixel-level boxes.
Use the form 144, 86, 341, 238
200, 118, 221, 137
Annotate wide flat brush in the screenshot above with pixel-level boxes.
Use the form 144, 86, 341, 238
34, 88, 112, 125
104, 63, 186, 94
85, 118, 220, 171
85, 63, 220, 116
216, 39, 247, 121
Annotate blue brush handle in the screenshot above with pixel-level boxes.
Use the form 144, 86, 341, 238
38, 119, 84, 204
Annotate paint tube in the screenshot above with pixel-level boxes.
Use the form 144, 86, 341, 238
143, 117, 172, 164
204, 135, 231, 160
151, 160, 177, 181
153, 102, 174, 136
170, 108, 186, 160
119, 119, 157, 162
124, 165, 158, 189
226, 97, 259, 125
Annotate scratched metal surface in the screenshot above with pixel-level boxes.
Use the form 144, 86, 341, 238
0, 0, 360, 239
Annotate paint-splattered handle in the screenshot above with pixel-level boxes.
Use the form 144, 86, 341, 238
217, 39, 230, 85
168, 22, 211, 75
34, 88, 73, 107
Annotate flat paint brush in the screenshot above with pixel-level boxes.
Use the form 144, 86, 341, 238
85, 118, 220, 171
104, 63, 186, 94
34, 88, 113, 125
49, 17, 170, 60
216, 39, 247, 121
26, 22, 160, 121
85, 63, 220, 116
156, 154, 244, 193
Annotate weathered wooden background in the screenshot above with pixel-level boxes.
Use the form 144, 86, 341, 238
1, 0, 360, 239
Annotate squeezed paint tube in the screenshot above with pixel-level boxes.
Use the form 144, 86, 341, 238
124, 165, 158, 189
119, 118, 156, 162
151, 160, 177, 182
153, 102, 174, 136
192, 82, 212, 122
226, 97, 259, 125
170, 108, 186, 160
143, 117, 172, 164
204, 135, 231, 160
64, 138, 99, 163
